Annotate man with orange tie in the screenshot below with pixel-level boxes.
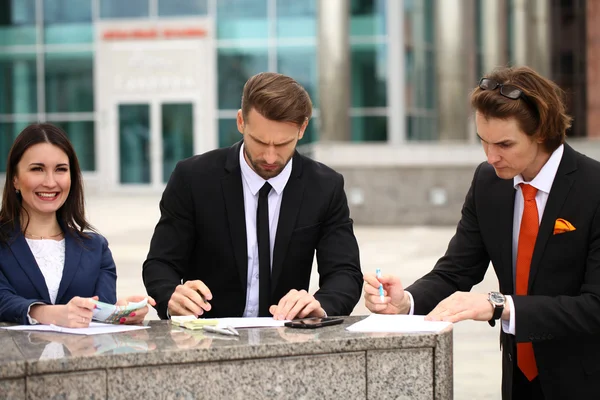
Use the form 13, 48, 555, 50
364, 66, 600, 399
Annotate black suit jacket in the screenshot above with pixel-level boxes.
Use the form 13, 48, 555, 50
406, 144, 600, 399
143, 141, 362, 319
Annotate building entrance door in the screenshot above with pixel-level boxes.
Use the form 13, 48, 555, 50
116, 100, 195, 187
95, 17, 215, 190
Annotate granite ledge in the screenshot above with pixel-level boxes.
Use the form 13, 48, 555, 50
1, 318, 453, 377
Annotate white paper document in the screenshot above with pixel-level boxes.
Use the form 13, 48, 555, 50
171, 316, 288, 329
216, 317, 289, 329
1, 322, 150, 335
346, 314, 451, 333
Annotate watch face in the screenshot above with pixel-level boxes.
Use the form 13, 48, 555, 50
489, 292, 505, 305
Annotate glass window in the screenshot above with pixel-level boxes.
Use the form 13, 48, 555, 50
0, 121, 30, 172
405, 48, 435, 109
162, 103, 193, 183
44, 0, 92, 45
277, 46, 318, 107
0, 0, 36, 46
51, 120, 95, 171
218, 47, 268, 109
351, 115, 387, 141
45, 52, 94, 113
407, 115, 438, 141
158, 0, 207, 17
276, 0, 315, 38
217, 0, 268, 39
350, 0, 386, 36
100, 0, 149, 19
218, 118, 240, 148
119, 104, 150, 184
351, 43, 387, 108
0, 52, 37, 114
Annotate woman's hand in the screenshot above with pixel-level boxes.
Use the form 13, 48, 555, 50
114, 296, 156, 324
30, 296, 97, 328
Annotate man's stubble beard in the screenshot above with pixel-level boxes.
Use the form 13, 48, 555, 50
244, 146, 293, 180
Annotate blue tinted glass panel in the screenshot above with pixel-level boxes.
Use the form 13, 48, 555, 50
158, 0, 207, 16
405, 48, 435, 109
217, 0, 268, 39
0, 121, 30, 172
0, 51, 37, 114
218, 118, 240, 148
162, 103, 194, 183
218, 47, 268, 109
350, 0, 386, 36
44, 0, 92, 44
0, 0, 36, 45
276, 0, 315, 37
277, 46, 317, 107
100, 0, 149, 19
45, 52, 94, 113
351, 43, 387, 107
406, 115, 438, 141
119, 104, 150, 183
351, 115, 387, 141
51, 120, 95, 171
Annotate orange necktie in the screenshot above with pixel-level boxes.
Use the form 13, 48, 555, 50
515, 184, 539, 381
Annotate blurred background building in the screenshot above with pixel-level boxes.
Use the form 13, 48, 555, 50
1, 0, 598, 224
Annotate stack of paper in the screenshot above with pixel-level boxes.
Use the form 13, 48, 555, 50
346, 314, 451, 333
170, 316, 287, 330
1, 322, 150, 335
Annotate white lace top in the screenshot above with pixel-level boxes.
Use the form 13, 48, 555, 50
25, 238, 66, 304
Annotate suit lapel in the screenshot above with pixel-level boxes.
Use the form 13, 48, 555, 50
222, 142, 249, 290
9, 233, 51, 302
528, 144, 577, 291
55, 234, 82, 304
271, 153, 304, 292
495, 179, 517, 294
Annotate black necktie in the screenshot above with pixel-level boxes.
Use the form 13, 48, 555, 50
257, 182, 272, 317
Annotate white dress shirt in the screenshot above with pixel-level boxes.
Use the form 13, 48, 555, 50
502, 143, 564, 334
25, 238, 66, 324
406, 144, 565, 334
239, 144, 292, 317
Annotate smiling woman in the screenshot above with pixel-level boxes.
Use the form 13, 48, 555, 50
0, 123, 155, 327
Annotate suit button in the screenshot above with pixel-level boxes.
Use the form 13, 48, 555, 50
508, 353, 512, 362
548, 334, 554, 340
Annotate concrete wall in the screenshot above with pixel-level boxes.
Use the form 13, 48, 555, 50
309, 139, 600, 226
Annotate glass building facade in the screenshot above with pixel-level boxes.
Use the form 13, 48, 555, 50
0, 0, 442, 178
2, 0, 577, 183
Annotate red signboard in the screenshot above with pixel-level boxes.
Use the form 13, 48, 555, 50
103, 27, 207, 40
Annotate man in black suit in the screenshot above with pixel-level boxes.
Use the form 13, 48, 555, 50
143, 72, 362, 321
364, 66, 600, 399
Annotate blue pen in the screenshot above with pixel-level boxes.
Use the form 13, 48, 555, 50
375, 268, 384, 302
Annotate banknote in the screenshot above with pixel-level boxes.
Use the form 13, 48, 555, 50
92, 298, 148, 324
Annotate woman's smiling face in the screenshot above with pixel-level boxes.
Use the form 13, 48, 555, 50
13, 142, 71, 219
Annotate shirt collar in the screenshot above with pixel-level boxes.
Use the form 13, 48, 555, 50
513, 144, 564, 194
239, 143, 293, 196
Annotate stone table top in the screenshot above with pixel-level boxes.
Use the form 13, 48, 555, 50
0, 316, 452, 378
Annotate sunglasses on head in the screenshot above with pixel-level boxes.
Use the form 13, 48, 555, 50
478, 78, 538, 114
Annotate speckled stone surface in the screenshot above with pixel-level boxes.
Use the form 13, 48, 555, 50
0, 378, 25, 400
434, 326, 453, 400
367, 348, 433, 400
27, 371, 106, 400
108, 352, 365, 400
0, 317, 453, 399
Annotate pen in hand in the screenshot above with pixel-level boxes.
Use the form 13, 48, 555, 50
375, 268, 385, 303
